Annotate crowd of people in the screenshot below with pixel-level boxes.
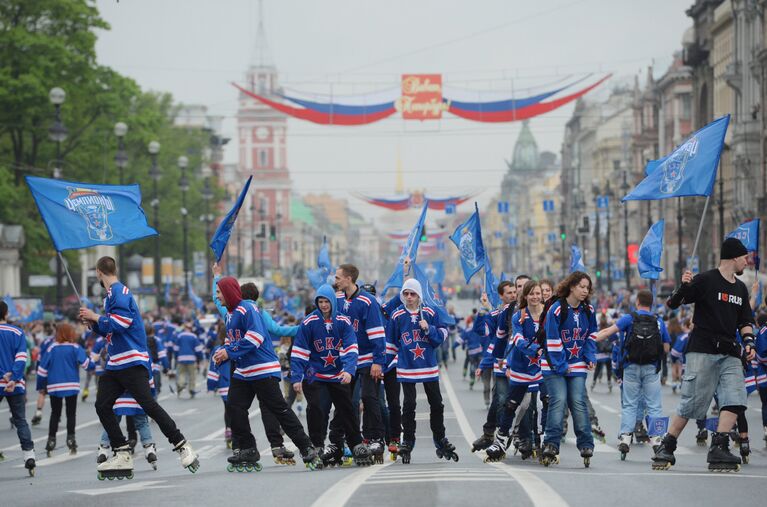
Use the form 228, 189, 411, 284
1, 236, 766, 479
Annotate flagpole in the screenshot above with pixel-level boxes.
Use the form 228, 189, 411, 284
58, 251, 82, 303
688, 195, 711, 268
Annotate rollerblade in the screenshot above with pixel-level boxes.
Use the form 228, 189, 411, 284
368, 439, 385, 464
320, 443, 345, 467
24, 450, 35, 477
227, 447, 262, 472
144, 443, 158, 470
225, 427, 232, 449
272, 445, 296, 465
96, 444, 110, 464
342, 446, 355, 466
540, 443, 559, 467
471, 432, 495, 452
435, 437, 459, 462
353, 442, 374, 466
398, 441, 413, 464
66, 434, 77, 455
739, 437, 750, 465
81, 387, 89, 402
173, 439, 200, 473
607, 382, 613, 394
707, 432, 741, 472
300, 446, 323, 471
97, 445, 134, 480
0, 450, 4, 462
45, 436, 56, 457
696, 427, 708, 447
651, 434, 677, 471
518, 439, 535, 460
483, 433, 508, 462
388, 438, 400, 461
190, 389, 198, 399
31, 409, 42, 426
591, 422, 606, 443
618, 433, 631, 461
633, 421, 649, 444
579, 446, 593, 468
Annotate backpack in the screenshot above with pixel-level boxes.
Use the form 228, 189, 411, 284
624, 312, 663, 366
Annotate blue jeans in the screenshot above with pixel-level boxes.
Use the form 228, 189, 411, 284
3, 394, 33, 451
543, 375, 593, 450
619, 363, 662, 435
482, 375, 509, 435
101, 414, 153, 446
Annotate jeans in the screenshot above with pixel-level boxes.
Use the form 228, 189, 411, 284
95, 366, 184, 448
482, 375, 509, 435
303, 381, 362, 448
2, 394, 33, 451
401, 381, 445, 444
101, 414, 153, 446
619, 363, 662, 435
49, 394, 77, 438
543, 375, 593, 450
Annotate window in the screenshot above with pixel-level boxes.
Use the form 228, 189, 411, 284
680, 94, 691, 120
259, 149, 268, 168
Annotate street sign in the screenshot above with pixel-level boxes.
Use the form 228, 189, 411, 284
542, 199, 555, 212
497, 201, 510, 213
596, 195, 610, 209
29, 275, 56, 287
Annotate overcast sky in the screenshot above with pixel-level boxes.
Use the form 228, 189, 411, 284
95, 0, 693, 218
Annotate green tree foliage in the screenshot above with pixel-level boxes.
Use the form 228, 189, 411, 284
0, 0, 219, 293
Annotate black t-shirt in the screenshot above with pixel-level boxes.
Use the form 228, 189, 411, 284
681, 269, 754, 356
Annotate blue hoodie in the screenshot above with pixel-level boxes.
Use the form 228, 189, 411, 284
290, 284, 359, 383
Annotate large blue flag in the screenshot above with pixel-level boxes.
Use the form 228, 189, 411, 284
638, 219, 665, 280
484, 259, 501, 308
3, 295, 20, 319
383, 201, 429, 293
424, 261, 445, 285
318, 237, 332, 271
413, 262, 455, 325
623, 115, 730, 201
450, 203, 486, 283
570, 245, 586, 273
726, 218, 760, 270
26, 176, 157, 251
210, 176, 252, 262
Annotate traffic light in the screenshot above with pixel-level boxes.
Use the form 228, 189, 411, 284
420, 225, 428, 243
559, 224, 566, 241
595, 270, 602, 279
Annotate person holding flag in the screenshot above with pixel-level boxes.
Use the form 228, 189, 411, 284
653, 238, 757, 472
79, 257, 199, 480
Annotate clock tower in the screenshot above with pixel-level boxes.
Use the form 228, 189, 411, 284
234, 5, 292, 275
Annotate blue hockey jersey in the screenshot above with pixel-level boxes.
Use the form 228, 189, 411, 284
506, 309, 543, 386
542, 300, 597, 377
224, 301, 281, 381
0, 323, 27, 395
386, 305, 447, 383
37, 342, 89, 397
479, 308, 509, 376
93, 283, 150, 373
174, 331, 203, 364
291, 286, 359, 383
207, 345, 230, 401
336, 288, 386, 368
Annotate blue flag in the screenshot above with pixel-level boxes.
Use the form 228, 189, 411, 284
424, 261, 445, 285
25, 176, 157, 251
307, 268, 329, 290
413, 262, 455, 325
3, 295, 20, 319
450, 203, 486, 283
726, 218, 760, 270
383, 201, 429, 293
484, 260, 501, 308
570, 245, 586, 273
188, 283, 204, 311
645, 416, 669, 437
638, 219, 665, 280
318, 237, 332, 270
210, 176, 252, 262
623, 115, 729, 201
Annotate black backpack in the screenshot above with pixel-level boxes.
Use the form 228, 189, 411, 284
624, 312, 663, 366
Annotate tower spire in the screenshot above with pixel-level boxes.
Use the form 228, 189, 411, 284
252, 0, 274, 69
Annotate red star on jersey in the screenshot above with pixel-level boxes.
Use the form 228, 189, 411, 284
528, 354, 540, 366
566, 342, 581, 359
105, 333, 113, 346
322, 351, 337, 368
410, 343, 426, 360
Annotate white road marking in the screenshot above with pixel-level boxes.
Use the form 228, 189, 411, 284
516, 469, 767, 479
590, 398, 619, 414
441, 372, 569, 507
14, 449, 90, 468
367, 477, 507, 484
310, 461, 393, 507
68, 480, 174, 496
169, 408, 198, 417
1, 417, 102, 453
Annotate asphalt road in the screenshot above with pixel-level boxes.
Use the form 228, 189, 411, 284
1, 359, 766, 507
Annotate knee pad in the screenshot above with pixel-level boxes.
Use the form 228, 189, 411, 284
719, 405, 745, 416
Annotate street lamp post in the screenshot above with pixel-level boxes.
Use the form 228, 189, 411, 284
276, 213, 283, 271
604, 180, 614, 292
250, 205, 256, 276
259, 207, 266, 276
178, 156, 189, 300
201, 176, 213, 291
49, 87, 67, 311
114, 122, 128, 277
621, 170, 631, 290
593, 187, 601, 286
148, 141, 161, 306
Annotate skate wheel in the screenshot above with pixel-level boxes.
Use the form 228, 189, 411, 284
620, 453, 626, 461
127, 471, 134, 480
98, 473, 105, 481
452, 454, 459, 462
742, 456, 749, 464
390, 453, 397, 462
255, 462, 263, 472
47, 451, 52, 458
28, 468, 35, 477
584, 458, 590, 468
152, 463, 158, 471
236, 465, 245, 472
543, 460, 550, 467
226, 464, 234, 472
